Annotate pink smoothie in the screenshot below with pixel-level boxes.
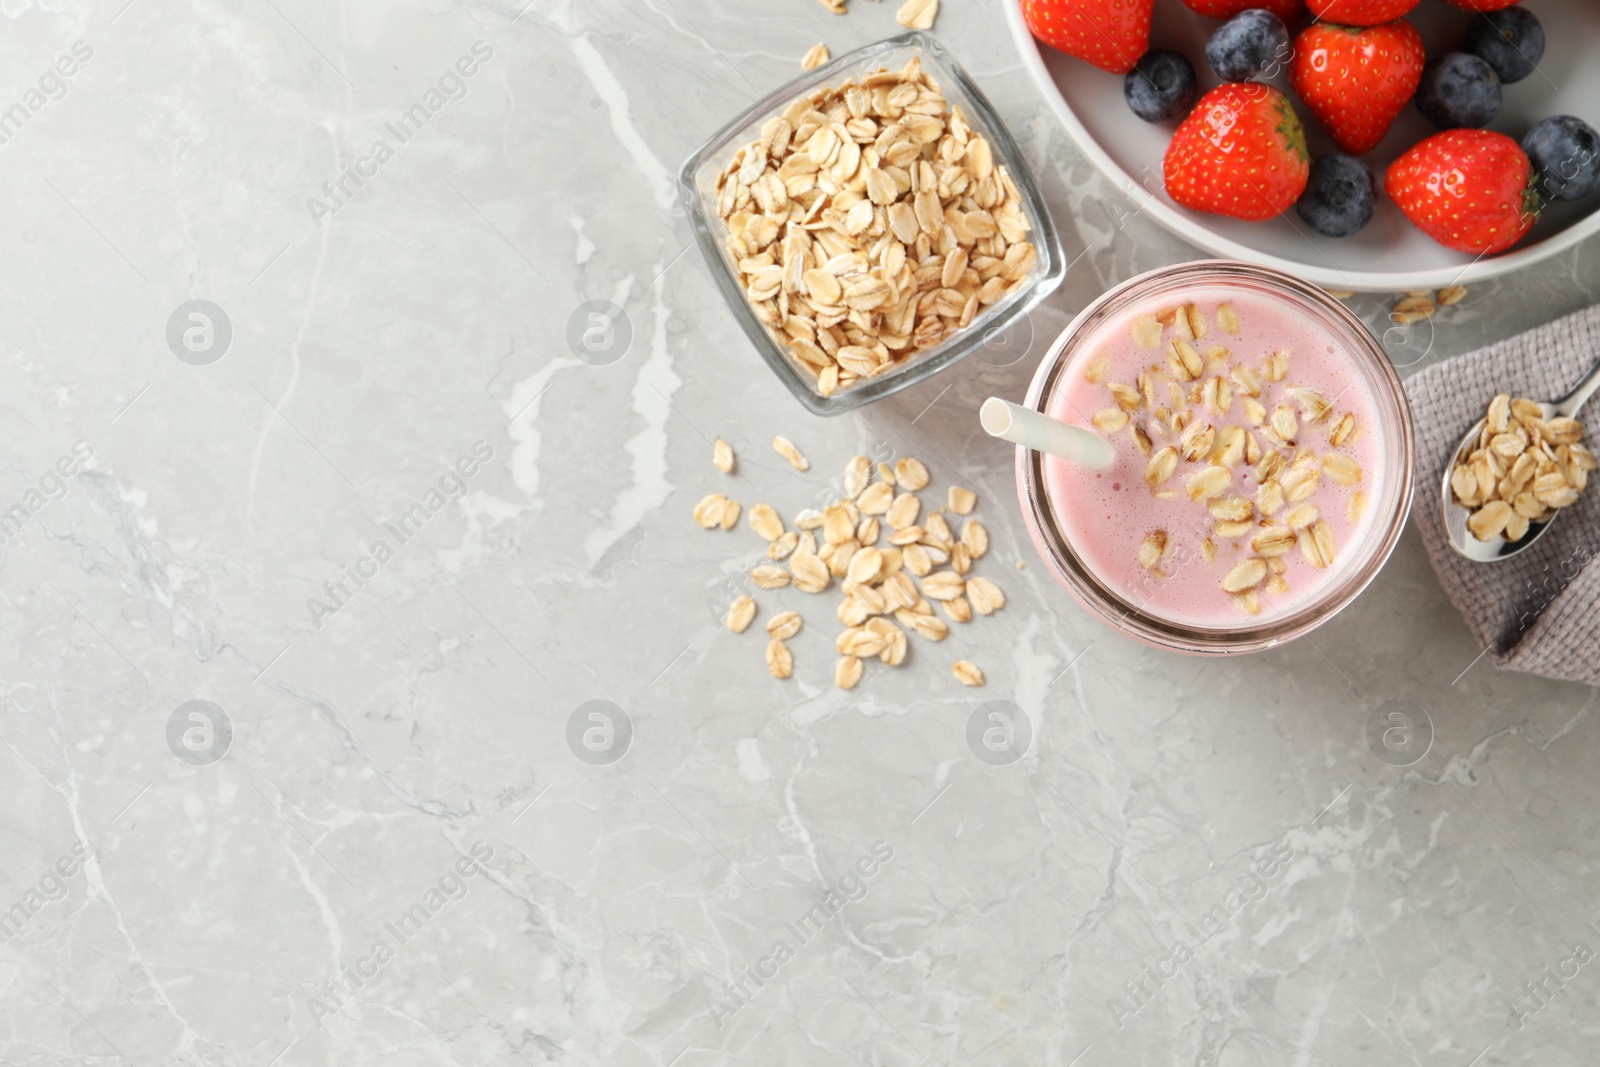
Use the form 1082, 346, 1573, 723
1043, 286, 1388, 629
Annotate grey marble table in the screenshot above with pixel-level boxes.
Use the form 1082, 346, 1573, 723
4, 1, 1599, 1065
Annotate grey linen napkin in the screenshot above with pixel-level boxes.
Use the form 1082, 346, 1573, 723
1405, 304, 1600, 685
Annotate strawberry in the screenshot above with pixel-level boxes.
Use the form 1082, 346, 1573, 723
1385, 130, 1541, 254
1163, 83, 1310, 221
1308, 0, 1419, 25
1179, 0, 1306, 24
1021, 0, 1154, 75
1290, 20, 1424, 156
1440, 0, 1520, 9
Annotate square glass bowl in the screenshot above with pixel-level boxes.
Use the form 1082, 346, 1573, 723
680, 32, 1066, 416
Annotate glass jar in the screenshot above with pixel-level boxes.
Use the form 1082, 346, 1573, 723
680, 32, 1066, 416
1017, 260, 1415, 654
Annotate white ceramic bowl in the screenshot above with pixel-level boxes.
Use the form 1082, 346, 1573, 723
1004, 0, 1600, 292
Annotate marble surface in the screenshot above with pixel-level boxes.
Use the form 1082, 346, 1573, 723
4, 1, 1600, 1065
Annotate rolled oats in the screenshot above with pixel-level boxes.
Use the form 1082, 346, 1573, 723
749, 502, 785, 541
941, 594, 973, 623
773, 436, 810, 471
836, 654, 864, 689
1093, 408, 1131, 434
1251, 525, 1296, 557
847, 546, 885, 584
695, 493, 729, 528
1298, 520, 1336, 568
767, 638, 794, 679
921, 570, 965, 601
714, 448, 1013, 686
727, 595, 756, 633
960, 519, 988, 559
897, 0, 939, 29
1321, 453, 1362, 486
791, 551, 832, 593
769, 531, 801, 560
1139, 530, 1169, 572
845, 455, 871, 499
952, 660, 985, 686
858, 481, 894, 515
894, 457, 931, 491
1216, 302, 1240, 335
767, 611, 804, 640
1221, 558, 1266, 593
905, 611, 948, 641
967, 576, 1005, 615
1145, 446, 1179, 489
713, 57, 1034, 399
1451, 392, 1589, 541
752, 563, 791, 589
1391, 295, 1436, 325
886, 491, 921, 529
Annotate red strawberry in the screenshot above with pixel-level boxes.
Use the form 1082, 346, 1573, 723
1385, 130, 1541, 254
1163, 83, 1310, 221
1308, 0, 1419, 24
1021, 0, 1154, 75
1440, 0, 1520, 8
1179, 0, 1306, 24
1291, 20, 1424, 156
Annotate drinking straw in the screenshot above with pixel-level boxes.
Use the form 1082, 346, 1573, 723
980, 397, 1116, 470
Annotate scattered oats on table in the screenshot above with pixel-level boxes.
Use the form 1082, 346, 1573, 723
896, 0, 939, 29
713, 437, 736, 473
1394, 286, 1471, 321
767, 638, 794, 679
836, 654, 864, 690
715, 449, 1009, 688
802, 43, 830, 71
694, 493, 731, 529
773, 435, 810, 471
1390, 295, 1435, 325
726, 595, 757, 633
749, 502, 785, 541
895, 457, 930, 491
711, 54, 1036, 400
767, 611, 804, 640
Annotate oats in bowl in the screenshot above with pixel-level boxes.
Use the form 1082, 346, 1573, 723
681, 34, 1065, 415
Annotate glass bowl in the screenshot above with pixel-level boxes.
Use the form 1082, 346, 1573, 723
679, 32, 1066, 416
1017, 261, 1416, 655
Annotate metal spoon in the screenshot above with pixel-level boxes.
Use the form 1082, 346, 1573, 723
1443, 357, 1600, 562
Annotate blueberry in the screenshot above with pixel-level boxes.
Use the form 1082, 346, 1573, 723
1523, 116, 1600, 202
1204, 9, 1290, 83
1465, 6, 1544, 85
1415, 53, 1502, 130
1295, 155, 1375, 238
1124, 50, 1197, 123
